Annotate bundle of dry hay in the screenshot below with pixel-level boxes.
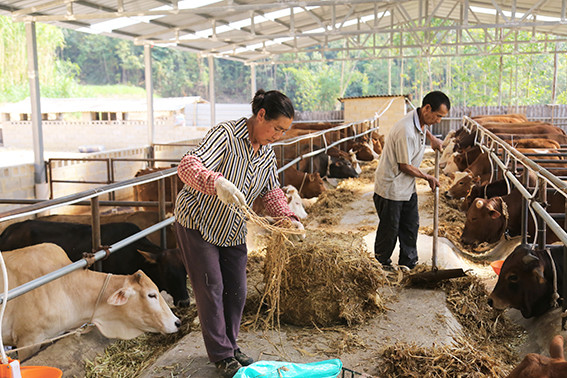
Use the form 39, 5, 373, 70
378, 337, 507, 377
254, 230, 388, 328
84, 306, 198, 377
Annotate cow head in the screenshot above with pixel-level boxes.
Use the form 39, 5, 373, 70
283, 185, 308, 219
302, 172, 326, 198
97, 270, 181, 339
329, 157, 359, 178
461, 197, 506, 245
488, 245, 558, 318
445, 171, 478, 200
137, 248, 190, 307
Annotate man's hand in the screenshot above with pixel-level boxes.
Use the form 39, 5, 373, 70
425, 174, 440, 191
214, 177, 246, 207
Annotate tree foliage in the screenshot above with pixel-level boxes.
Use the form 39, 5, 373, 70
1, 14, 566, 110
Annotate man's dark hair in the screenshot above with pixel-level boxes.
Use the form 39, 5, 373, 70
422, 91, 451, 112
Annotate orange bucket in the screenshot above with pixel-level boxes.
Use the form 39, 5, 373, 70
0, 359, 62, 378
491, 260, 504, 276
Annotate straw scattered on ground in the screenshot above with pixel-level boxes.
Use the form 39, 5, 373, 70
378, 336, 508, 378
253, 230, 389, 328
396, 270, 525, 375
84, 306, 198, 378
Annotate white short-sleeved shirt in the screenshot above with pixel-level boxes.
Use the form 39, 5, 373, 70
374, 109, 427, 201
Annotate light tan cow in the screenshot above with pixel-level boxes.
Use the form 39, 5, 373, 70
0, 243, 180, 360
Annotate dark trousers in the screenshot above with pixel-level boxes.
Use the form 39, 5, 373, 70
373, 192, 419, 268
175, 222, 248, 363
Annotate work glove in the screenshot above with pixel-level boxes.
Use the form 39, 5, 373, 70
214, 177, 247, 207
288, 219, 305, 242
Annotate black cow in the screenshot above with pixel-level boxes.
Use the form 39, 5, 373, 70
0, 220, 190, 307
300, 152, 359, 179
488, 244, 565, 318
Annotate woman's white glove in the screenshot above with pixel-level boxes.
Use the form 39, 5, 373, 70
214, 177, 247, 207
289, 220, 305, 242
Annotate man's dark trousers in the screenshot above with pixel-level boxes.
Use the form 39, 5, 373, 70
373, 192, 419, 268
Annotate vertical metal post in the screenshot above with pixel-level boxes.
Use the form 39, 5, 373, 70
536, 177, 546, 249
209, 55, 216, 127
158, 179, 167, 249
432, 150, 440, 270
91, 197, 102, 272
521, 169, 529, 245
144, 44, 155, 165
26, 21, 48, 201
251, 64, 257, 97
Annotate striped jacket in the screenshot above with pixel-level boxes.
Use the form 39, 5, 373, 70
175, 117, 290, 246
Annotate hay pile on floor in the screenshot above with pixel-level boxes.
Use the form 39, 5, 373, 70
305, 182, 360, 225
255, 230, 388, 328
84, 306, 198, 377
399, 272, 524, 375
378, 337, 507, 377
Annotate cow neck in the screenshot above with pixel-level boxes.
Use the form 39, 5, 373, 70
496, 197, 510, 240
298, 170, 308, 195
89, 273, 113, 326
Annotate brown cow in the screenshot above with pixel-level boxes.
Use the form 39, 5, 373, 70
461, 188, 560, 246
282, 166, 326, 199
507, 335, 567, 377
508, 138, 561, 149
134, 167, 184, 213
445, 171, 490, 201
472, 113, 528, 124
488, 244, 565, 319
486, 124, 565, 136
497, 133, 567, 146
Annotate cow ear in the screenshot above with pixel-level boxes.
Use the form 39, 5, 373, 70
489, 209, 502, 219
449, 172, 455, 180
138, 249, 159, 264
473, 176, 481, 184
107, 287, 135, 306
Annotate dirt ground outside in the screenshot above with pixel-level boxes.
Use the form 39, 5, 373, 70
21, 150, 566, 377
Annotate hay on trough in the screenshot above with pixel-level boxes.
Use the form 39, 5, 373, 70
255, 230, 388, 328
378, 337, 507, 377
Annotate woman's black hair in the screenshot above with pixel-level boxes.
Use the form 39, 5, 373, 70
251, 89, 294, 121
422, 91, 451, 112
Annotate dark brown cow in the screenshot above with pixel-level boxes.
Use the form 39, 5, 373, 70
507, 335, 567, 377
38, 211, 177, 249
486, 124, 565, 136
282, 166, 326, 199
488, 244, 564, 318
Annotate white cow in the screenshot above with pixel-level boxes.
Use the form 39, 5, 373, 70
283, 185, 308, 219
1, 243, 180, 360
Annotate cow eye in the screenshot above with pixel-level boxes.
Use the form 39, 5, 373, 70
508, 274, 518, 283
148, 293, 157, 299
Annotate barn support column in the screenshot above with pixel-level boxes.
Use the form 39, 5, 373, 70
26, 21, 48, 200
144, 44, 155, 166
552, 47, 559, 123
251, 64, 257, 98
209, 55, 216, 127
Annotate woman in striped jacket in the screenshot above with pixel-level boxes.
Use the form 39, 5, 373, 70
174, 89, 304, 377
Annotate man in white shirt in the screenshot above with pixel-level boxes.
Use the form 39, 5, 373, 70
373, 91, 450, 270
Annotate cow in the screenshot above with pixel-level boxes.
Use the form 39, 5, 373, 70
460, 189, 560, 246
298, 152, 359, 179
348, 141, 379, 161
472, 113, 528, 124
507, 335, 567, 377
443, 145, 483, 174
458, 177, 512, 212
508, 138, 561, 150
486, 124, 565, 137
488, 244, 564, 318
0, 220, 190, 307
282, 185, 308, 219
445, 171, 488, 201
1, 243, 181, 360
327, 146, 361, 174
38, 211, 177, 249
134, 167, 184, 213
497, 133, 567, 146
282, 166, 326, 199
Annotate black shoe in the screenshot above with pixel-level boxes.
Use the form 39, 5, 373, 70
215, 357, 242, 378
381, 264, 396, 272
234, 348, 254, 366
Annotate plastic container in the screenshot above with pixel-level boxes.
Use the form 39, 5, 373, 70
0, 358, 62, 378
491, 260, 504, 275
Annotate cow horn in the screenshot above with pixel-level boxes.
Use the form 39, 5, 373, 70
475, 199, 484, 209
522, 252, 539, 265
